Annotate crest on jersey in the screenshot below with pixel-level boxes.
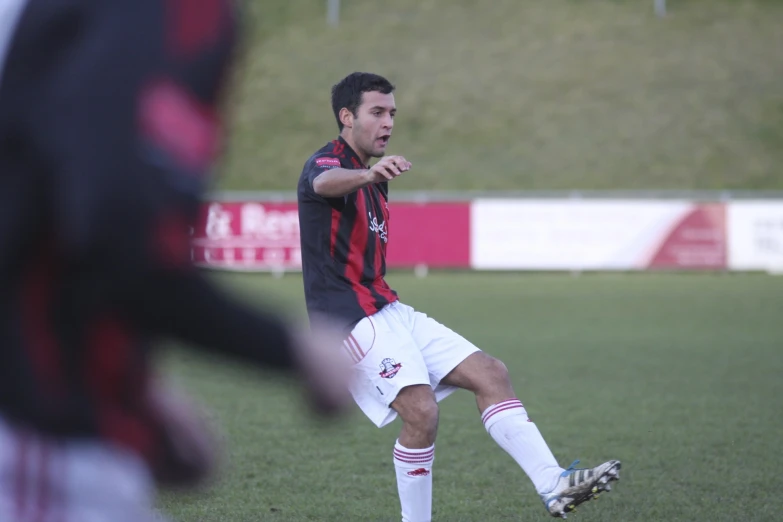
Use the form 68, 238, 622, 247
379, 358, 402, 379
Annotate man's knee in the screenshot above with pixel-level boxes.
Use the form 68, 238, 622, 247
392, 385, 439, 437
444, 352, 512, 393
485, 356, 510, 382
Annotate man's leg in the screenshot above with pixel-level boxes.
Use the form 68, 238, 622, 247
441, 352, 621, 518
390, 384, 439, 522
398, 300, 621, 518
341, 308, 438, 522
393, 301, 563, 494
440, 352, 563, 494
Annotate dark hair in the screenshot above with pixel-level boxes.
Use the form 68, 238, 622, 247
331, 72, 395, 131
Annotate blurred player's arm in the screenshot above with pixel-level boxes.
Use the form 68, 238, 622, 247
22, 1, 310, 371
311, 155, 411, 197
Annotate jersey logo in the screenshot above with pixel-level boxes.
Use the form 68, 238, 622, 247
316, 157, 341, 169
379, 358, 401, 379
368, 213, 388, 243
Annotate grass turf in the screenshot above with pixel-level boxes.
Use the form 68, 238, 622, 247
157, 271, 783, 521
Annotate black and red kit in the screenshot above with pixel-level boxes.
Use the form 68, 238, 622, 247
297, 137, 398, 331
0, 0, 296, 466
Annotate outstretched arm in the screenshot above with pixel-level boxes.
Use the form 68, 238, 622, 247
312, 155, 412, 197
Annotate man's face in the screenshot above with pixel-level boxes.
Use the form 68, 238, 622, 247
349, 91, 396, 161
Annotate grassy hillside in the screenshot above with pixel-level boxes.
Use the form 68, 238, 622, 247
218, 1, 783, 192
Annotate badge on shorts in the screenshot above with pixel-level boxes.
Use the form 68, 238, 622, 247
379, 358, 402, 379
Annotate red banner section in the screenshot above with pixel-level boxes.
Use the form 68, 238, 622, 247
646, 204, 726, 269
193, 202, 301, 270
192, 201, 472, 271
386, 203, 471, 268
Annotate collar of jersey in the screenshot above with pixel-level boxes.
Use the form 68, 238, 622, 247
336, 136, 369, 169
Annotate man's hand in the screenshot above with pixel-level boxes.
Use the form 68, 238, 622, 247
366, 155, 412, 183
148, 316, 354, 490
288, 316, 354, 417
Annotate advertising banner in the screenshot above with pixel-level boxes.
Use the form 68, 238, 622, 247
192, 202, 301, 270
470, 200, 727, 270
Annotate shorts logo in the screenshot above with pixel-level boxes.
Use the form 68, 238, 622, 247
379, 358, 402, 379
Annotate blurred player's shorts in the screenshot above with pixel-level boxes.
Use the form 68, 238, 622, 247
344, 301, 481, 428
0, 415, 159, 522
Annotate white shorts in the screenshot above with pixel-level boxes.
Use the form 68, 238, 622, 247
343, 301, 481, 428
0, 416, 160, 522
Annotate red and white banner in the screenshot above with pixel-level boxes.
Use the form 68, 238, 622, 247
470, 200, 727, 270
192, 202, 301, 270
192, 201, 472, 271
191, 198, 783, 272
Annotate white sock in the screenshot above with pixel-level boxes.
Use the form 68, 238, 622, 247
393, 440, 434, 522
482, 399, 563, 494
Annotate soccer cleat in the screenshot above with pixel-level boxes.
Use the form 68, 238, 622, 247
540, 459, 621, 518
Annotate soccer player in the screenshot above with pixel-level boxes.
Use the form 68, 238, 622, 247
0, 1, 350, 521
297, 72, 622, 521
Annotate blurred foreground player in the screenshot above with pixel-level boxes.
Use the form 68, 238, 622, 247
297, 72, 622, 521
0, 1, 351, 521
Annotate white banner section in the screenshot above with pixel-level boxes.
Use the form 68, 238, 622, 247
470, 200, 727, 270
728, 201, 783, 271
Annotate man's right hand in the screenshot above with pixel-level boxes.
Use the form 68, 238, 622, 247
366, 155, 412, 183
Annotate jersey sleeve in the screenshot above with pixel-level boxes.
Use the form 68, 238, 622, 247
301, 153, 347, 208
21, 1, 295, 369
303, 153, 343, 191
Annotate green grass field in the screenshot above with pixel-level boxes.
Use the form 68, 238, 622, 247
217, 0, 783, 192
157, 271, 783, 521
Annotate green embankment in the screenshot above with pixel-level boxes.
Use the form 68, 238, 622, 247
217, 0, 783, 193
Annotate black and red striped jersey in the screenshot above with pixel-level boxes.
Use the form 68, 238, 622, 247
298, 137, 398, 330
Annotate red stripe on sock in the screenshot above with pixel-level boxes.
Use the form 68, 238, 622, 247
483, 398, 521, 414
394, 450, 434, 458
482, 403, 525, 425
394, 450, 434, 459
481, 399, 523, 423
394, 455, 435, 465
393, 447, 435, 457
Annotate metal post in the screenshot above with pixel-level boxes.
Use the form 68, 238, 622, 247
655, 0, 667, 17
327, 0, 340, 26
